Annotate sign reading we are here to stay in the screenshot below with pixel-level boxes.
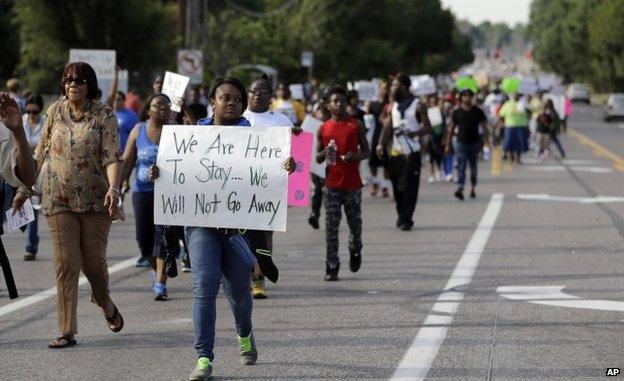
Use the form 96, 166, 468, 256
154, 126, 291, 231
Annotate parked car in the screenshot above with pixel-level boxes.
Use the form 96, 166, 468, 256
604, 93, 624, 121
566, 83, 591, 103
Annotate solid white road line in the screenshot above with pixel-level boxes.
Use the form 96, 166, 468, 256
391, 193, 504, 381
517, 193, 624, 203
0, 257, 136, 318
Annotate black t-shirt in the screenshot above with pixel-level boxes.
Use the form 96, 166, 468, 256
452, 106, 486, 144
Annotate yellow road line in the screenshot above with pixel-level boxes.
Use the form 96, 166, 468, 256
568, 127, 624, 172
491, 146, 502, 176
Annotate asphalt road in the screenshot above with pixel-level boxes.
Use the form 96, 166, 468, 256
1, 103, 623, 380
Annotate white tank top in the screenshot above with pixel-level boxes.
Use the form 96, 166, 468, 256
391, 98, 420, 154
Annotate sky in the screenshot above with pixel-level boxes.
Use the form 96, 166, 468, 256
440, 0, 532, 26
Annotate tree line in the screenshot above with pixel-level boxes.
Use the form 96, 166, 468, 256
529, 0, 624, 92
1, 0, 474, 94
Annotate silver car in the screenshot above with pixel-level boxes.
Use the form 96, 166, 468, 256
605, 93, 624, 121
566, 83, 591, 103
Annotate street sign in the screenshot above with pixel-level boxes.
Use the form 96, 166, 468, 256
177, 49, 203, 85
301, 51, 314, 68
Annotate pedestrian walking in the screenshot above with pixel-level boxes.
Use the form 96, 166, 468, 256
367, 80, 391, 197
21, 94, 45, 261
377, 73, 432, 231
308, 91, 331, 229
444, 88, 490, 200
539, 99, 566, 158
243, 74, 296, 299
498, 93, 529, 164
11, 62, 124, 348
316, 86, 370, 281
271, 82, 305, 126
150, 77, 275, 380
427, 94, 445, 184
121, 93, 174, 301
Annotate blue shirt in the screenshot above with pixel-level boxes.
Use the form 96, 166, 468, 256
197, 116, 250, 127
133, 123, 159, 192
115, 108, 139, 152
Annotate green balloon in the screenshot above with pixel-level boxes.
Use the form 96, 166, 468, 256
455, 77, 478, 94
502, 77, 521, 94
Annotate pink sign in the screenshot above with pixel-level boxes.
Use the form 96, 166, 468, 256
288, 132, 314, 207
564, 97, 574, 116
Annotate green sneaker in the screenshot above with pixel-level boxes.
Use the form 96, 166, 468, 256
238, 332, 258, 365
189, 357, 212, 380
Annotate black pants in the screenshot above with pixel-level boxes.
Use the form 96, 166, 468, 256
388, 152, 422, 228
310, 174, 324, 217
132, 191, 176, 258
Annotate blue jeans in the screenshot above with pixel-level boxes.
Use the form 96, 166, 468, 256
26, 210, 39, 254
185, 227, 255, 360
456, 142, 480, 189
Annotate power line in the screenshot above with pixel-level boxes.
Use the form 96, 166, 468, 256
223, 0, 297, 18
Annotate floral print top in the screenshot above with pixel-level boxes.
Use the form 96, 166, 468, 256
31, 99, 122, 216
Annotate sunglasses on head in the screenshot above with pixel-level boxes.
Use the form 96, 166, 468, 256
63, 76, 87, 85
25, 110, 40, 115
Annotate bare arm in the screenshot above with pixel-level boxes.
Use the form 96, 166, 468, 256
376, 114, 393, 159
121, 125, 140, 185
482, 119, 490, 148
315, 127, 327, 164
343, 121, 371, 162
0, 93, 36, 187
106, 66, 120, 107
410, 102, 432, 138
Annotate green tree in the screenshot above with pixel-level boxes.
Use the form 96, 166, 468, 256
588, 0, 624, 91
13, 0, 177, 93
529, 0, 600, 83
0, 0, 20, 82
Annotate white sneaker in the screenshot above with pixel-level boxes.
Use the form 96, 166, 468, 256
445, 174, 453, 182
427, 175, 435, 184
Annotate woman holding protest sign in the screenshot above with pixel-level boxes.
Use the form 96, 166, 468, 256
12, 62, 124, 348
121, 93, 175, 301
150, 77, 293, 380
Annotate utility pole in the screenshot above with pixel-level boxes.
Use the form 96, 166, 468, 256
177, 0, 186, 49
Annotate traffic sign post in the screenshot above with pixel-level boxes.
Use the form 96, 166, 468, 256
177, 49, 203, 85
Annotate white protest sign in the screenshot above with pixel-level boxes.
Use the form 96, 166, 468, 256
69, 49, 116, 79
538, 74, 559, 91
289, 84, 304, 100
519, 77, 538, 95
301, 115, 325, 178
410, 75, 437, 96
5, 199, 34, 233
162, 71, 191, 112
427, 107, 443, 126
354, 81, 379, 102
154, 125, 291, 231
545, 94, 566, 117
178, 49, 203, 85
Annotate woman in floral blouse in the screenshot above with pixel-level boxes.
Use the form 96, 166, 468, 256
12, 62, 124, 348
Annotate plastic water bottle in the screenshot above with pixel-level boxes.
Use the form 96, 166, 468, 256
483, 146, 491, 161
327, 139, 337, 166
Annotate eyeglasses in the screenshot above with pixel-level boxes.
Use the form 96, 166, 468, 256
25, 110, 40, 115
63, 76, 87, 85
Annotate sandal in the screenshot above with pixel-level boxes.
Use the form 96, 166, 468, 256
105, 305, 124, 333
48, 335, 76, 349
